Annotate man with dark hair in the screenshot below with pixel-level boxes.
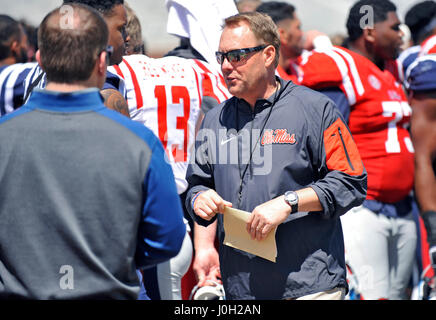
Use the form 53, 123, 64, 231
256, 1, 301, 81
0, 15, 28, 66
63, 0, 128, 65
397, 1, 436, 88
15, 0, 131, 118
0, 3, 186, 299
300, 0, 417, 300
405, 0, 436, 46
19, 20, 38, 62
345, 0, 397, 43
407, 56, 436, 298
0, 15, 34, 116
256, 1, 332, 83
403, 3, 436, 295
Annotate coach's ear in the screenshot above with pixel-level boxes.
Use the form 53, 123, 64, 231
263, 44, 276, 68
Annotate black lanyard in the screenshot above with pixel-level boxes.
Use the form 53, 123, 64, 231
235, 80, 290, 206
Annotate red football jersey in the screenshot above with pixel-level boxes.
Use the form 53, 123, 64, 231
108, 55, 231, 194
300, 46, 414, 203
276, 60, 300, 83
419, 34, 436, 56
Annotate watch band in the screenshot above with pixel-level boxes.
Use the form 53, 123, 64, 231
284, 191, 299, 214
289, 200, 298, 214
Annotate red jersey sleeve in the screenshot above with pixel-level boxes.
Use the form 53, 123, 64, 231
300, 50, 344, 89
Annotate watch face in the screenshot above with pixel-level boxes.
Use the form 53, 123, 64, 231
285, 191, 297, 204
285, 191, 298, 213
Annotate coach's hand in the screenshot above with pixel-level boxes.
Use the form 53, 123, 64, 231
247, 196, 291, 241
192, 189, 232, 221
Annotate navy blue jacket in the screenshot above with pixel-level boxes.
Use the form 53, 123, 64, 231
186, 78, 367, 299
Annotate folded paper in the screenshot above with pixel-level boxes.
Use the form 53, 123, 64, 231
223, 206, 277, 262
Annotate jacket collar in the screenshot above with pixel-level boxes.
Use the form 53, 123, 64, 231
236, 76, 288, 114
27, 88, 105, 112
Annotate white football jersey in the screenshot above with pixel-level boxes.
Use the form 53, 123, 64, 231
108, 54, 230, 194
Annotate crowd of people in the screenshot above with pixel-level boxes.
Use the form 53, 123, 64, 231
0, 0, 435, 300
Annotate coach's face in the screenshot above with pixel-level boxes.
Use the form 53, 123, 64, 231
105, 4, 129, 65
219, 22, 272, 106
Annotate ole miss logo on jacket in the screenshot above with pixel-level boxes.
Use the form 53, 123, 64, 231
261, 129, 297, 146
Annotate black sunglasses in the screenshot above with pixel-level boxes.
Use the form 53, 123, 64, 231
215, 45, 267, 65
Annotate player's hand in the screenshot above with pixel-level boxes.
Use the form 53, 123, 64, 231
246, 196, 291, 241
192, 189, 232, 221
193, 247, 221, 287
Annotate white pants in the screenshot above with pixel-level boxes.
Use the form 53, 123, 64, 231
156, 230, 193, 300
294, 287, 346, 300
341, 205, 417, 299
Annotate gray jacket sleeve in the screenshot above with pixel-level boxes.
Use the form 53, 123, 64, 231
309, 98, 367, 219
185, 118, 217, 227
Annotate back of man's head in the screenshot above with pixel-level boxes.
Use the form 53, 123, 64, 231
405, 0, 436, 45
255, 1, 296, 25
38, 3, 108, 84
346, 0, 397, 42
0, 14, 24, 61
63, 0, 124, 17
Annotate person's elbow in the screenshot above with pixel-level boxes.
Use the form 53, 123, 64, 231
136, 215, 186, 269
159, 221, 186, 261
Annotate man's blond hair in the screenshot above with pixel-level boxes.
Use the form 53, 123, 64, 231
224, 12, 280, 67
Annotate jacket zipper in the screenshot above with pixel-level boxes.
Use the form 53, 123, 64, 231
338, 126, 355, 171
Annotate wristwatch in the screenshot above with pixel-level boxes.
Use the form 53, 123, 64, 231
284, 191, 299, 214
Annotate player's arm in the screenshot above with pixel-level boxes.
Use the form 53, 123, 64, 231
193, 220, 221, 286
411, 91, 436, 267
410, 92, 436, 212
100, 88, 130, 118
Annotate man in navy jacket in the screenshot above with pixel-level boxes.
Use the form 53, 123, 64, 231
186, 12, 367, 300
